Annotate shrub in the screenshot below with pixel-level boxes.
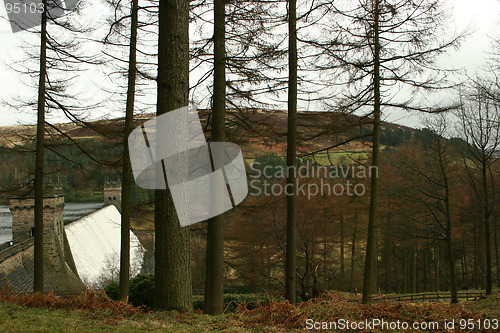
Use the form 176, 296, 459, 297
104, 273, 155, 308
129, 273, 155, 308
193, 298, 204, 311
104, 281, 119, 301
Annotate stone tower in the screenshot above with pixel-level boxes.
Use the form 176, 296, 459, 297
9, 185, 67, 271
104, 180, 121, 208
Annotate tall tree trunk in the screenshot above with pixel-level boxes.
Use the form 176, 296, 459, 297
154, 0, 192, 311
119, 0, 139, 300
445, 231, 458, 303
403, 243, 408, 293
441, 143, 458, 303
285, 0, 298, 303
349, 211, 358, 293
460, 218, 468, 283
412, 249, 417, 293
362, 0, 381, 304
435, 244, 440, 292
34, 0, 48, 293
340, 211, 345, 282
392, 242, 398, 293
479, 219, 486, 289
481, 163, 492, 295
494, 217, 499, 287
383, 205, 391, 293
204, 0, 226, 315
423, 247, 429, 292
474, 218, 479, 289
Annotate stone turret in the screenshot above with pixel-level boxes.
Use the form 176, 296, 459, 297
104, 180, 121, 209
9, 184, 66, 271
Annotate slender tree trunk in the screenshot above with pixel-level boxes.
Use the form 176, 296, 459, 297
204, 0, 226, 315
383, 206, 391, 293
119, 0, 139, 300
403, 243, 408, 293
435, 245, 440, 292
412, 249, 417, 293
285, 0, 298, 303
474, 218, 479, 289
494, 216, 499, 287
349, 211, 358, 293
340, 212, 345, 282
34, 0, 47, 293
460, 218, 468, 283
154, 0, 192, 311
479, 219, 486, 289
423, 247, 428, 292
481, 163, 492, 295
362, 0, 381, 304
393, 242, 398, 293
440, 144, 458, 303
445, 232, 458, 303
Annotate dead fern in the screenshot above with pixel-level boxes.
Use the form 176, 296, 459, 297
0, 287, 145, 316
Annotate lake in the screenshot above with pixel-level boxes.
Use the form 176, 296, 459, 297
0, 202, 104, 244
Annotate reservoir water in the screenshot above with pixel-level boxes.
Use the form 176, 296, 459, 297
0, 202, 104, 244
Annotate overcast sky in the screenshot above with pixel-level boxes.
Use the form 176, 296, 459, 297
0, 0, 498, 128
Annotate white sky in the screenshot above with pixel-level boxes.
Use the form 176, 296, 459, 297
0, 0, 498, 127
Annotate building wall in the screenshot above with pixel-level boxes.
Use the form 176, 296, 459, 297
104, 181, 121, 208
9, 196, 66, 272
0, 237, 84, 294
0, 194, 85, 294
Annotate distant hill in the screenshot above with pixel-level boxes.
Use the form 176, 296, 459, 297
0, 109, 448, 203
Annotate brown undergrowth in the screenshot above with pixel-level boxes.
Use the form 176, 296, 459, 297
236, 297, 493, 332
0, 287, 144, 316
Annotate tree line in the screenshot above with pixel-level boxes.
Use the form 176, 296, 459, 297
0, 0, 498, 313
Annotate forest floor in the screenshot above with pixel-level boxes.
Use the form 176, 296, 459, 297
0, 290, 499, 332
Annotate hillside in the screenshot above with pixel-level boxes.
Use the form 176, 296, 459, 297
0, 108, 419, 155
0, 109, 450, 204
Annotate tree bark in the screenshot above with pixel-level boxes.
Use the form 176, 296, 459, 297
285, 0, 298, 303
204, 0, 226, 315
435, 244, 440, 292
441, 152, 458, 303
481, 162, 492, 295
119, 0, 139, 300
402, 243, 407, 293
154, 0, 192, 311
349, 211, 358, 293
340, 212, 345, 282
445, 231, 459, 303
412, 249, 417, 293
383, 207, 391, 293
34, 0, 48, 293
494, 217, 499, 287
362, 0, 381, 304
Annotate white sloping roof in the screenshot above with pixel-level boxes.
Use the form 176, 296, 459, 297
65, 205, 145, 287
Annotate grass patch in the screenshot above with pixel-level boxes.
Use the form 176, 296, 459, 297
0, 301, 292, 332
0, 289, 498, 332
466, 292, 500, 319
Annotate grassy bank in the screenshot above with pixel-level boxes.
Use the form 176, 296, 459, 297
0, 290, 498, 332
0, 301, 292, 333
